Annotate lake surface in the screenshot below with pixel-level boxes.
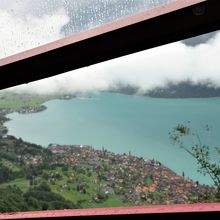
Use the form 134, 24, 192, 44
5, 92, 220, 185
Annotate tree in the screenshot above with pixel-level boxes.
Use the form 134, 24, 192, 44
0, 186, 28, 212
169, 122, 220, 198
0, 164, 13, 183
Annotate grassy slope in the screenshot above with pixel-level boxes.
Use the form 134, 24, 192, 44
47, 167, 134, 208
0, 92, 201, 209
0, 178, 29, 193
0, 92, 58, 112
1, 158, 21, 172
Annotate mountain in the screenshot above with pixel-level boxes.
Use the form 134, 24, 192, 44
109, 81, 220, 98
146, 81, 220, 98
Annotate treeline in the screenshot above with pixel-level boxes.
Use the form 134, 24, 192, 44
0, 164, 23, 184
0, 128, 79, 212
108, 80, 220, 98
0, 112, 9, 137
0, 182, 78, 212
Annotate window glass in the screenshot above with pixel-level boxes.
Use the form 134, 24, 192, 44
0, 0, 177, 59
0, 31, 220, 212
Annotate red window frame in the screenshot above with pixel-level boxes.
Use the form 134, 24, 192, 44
1, 0, 220, 89
0, 203, 220, 219
0, 0, 220, 219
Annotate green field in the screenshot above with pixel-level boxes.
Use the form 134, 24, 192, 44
0, 178, 29, 192
1, 159, 21, 172
0, 92, 57, 112
86, 196, 133, 208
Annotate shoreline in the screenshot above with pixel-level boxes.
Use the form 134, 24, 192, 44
0, 139, 217, 212
0, 93, 219, 211
1, 92, 216, 186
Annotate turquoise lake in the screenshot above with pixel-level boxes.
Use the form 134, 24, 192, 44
5, 92, 220, 186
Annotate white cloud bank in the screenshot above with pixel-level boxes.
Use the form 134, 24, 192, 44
8, 31, 220, 95
1, 5, 220, 95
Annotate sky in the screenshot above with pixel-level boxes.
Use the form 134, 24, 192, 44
0, 0, 220, 94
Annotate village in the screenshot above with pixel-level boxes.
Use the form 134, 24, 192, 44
0, 111, 218, 210
46, 144, 216, 205
0, 93, 219, 211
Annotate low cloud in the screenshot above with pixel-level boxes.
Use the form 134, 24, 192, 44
6, 30, 220, 95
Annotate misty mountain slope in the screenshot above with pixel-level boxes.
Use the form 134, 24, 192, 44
146, 81, 220, 98
109, 81, 220, 98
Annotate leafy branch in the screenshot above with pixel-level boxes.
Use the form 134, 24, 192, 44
169, 122, 220, 196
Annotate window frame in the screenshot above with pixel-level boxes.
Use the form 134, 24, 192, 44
1, 0, 220, 89
0, 203, 220, 219
0, 0, 220, 219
